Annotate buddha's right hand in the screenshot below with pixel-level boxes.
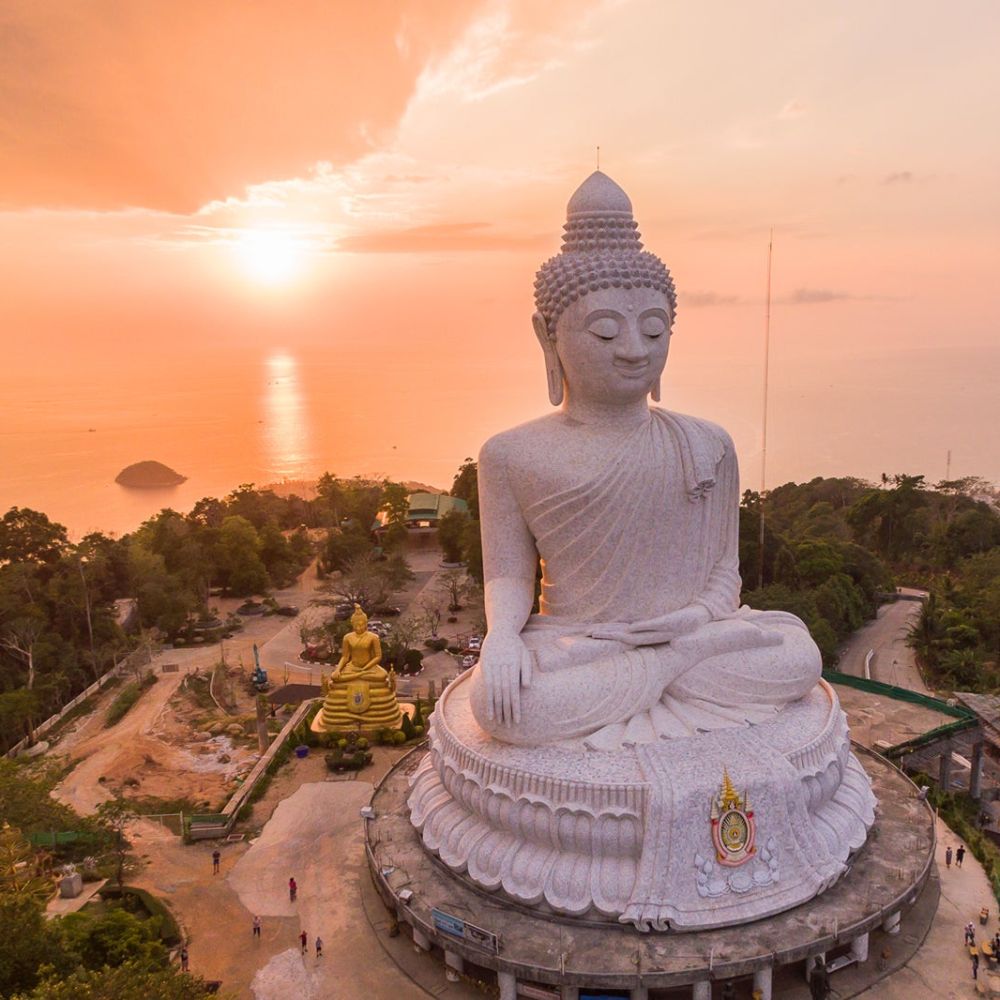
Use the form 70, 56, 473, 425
479, 631, 533, 725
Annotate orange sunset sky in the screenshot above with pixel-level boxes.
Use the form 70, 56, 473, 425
1, 0, 999, 522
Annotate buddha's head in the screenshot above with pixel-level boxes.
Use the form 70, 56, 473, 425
350, 604, 369, 635
533, 172, 677, 407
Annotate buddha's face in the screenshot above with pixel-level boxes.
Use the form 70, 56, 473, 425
553, 286, 671, 405
352, 616, 368, 635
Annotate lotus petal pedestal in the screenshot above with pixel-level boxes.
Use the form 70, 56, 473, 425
409, 672, 875, 931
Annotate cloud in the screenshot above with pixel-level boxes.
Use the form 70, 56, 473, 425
0, 1, 474, 213
782, 288, 902, 305
337, 221, 546, 253
783, 288, 851, 304
778, 99, 807, 120
882, 171, 914, 185
682, 291, 744, 308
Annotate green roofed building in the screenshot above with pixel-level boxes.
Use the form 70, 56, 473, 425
375, 492, 469, 535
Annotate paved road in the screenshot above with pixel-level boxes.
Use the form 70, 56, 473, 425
836, 589, 930, 694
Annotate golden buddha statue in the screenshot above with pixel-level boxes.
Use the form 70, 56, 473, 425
314, 605, 403, 732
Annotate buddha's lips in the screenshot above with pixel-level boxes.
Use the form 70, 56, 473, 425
614, 363, 651, 377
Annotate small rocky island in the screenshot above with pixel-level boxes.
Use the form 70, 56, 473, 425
115, 460, 187, 488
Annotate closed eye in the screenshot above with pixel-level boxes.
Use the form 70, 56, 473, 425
641, 315, 667, 339
588, 317, 619, 341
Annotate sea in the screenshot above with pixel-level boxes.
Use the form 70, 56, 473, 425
3, 342, 999, 541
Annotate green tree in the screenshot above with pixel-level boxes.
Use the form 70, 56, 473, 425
379, 483, 410, 528
0, 893, 62, 996
22, 961, 216, 1000
0, 824, 51, 903
0, 508, 69, 566
215, 517, 270, 597
95, 798, 137, 888
437, 509, 470, 564
450, 458, 480, 520
55, 907, 166, 971
462, 520, 484, 586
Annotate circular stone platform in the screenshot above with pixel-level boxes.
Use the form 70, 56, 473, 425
366, 746, 934, 995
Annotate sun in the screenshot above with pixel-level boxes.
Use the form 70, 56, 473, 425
236, 230, 304, 286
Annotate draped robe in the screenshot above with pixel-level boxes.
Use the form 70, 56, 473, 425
470, 409, 821, 748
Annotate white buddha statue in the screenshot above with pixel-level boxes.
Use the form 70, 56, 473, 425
409, 172, 875, 932
469, 171, 819, 749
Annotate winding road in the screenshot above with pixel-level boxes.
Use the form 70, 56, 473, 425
835, 588, 929, 693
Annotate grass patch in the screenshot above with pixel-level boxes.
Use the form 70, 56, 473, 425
104, 674, 157, 728
180, 673, 218, 712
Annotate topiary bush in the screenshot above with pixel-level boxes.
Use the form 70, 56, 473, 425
324, 749, 372, 772
401, 713, 416, 741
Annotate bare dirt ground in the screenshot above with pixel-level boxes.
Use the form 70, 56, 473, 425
42, 540, 486, 997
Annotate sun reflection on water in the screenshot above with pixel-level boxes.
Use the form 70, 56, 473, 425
262, 354, 311, 479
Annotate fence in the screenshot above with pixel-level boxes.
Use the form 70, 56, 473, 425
823, 669, 974, 720
186, 698, 320, 840
5, 645, 154, 759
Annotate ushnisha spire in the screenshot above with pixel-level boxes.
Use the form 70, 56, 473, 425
534, 171, 676, 331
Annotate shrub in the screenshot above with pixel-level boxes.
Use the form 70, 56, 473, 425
97, 885, 182, 947
324, 749, 372, 772
392, 730, 407, 745
423, 637, 448, 652
401, 713, 416, 741
105, 684, 141, 727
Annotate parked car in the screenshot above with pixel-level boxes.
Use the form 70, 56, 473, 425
461, 655, 478, 670
333, 603, 355, 621
466, 636, 482, 651
276, 605, 299, 617
373, 605, 401, 617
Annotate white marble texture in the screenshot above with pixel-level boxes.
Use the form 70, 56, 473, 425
408, 171, 876, 929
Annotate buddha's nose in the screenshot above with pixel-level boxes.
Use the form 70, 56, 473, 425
615, 320, 649, 363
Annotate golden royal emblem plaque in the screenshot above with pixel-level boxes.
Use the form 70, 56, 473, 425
710, 769, 756, 867
346, 680, 371, 715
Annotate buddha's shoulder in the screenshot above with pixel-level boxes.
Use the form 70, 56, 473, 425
478, 415, 566, 468
652, 407, 735, 455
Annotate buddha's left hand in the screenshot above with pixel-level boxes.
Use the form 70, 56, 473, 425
588, 604, 712, 646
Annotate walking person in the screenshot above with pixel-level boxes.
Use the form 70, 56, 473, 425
966, 922, 976, 946
809, 957, 830, 1000
299, 929, 308, 954
180, 946, 189, 972
946, 845, 953, 869
252, 915, 261, 939
315, 936, 323, 959
289, 876, 297, 902
212, 849, 221, 875
973, 951, 980, 980
957, 844, 966, 868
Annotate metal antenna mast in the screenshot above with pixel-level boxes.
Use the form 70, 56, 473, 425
757, 229, 773, 592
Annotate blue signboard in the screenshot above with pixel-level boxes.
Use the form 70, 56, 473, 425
431, 908, 465, 938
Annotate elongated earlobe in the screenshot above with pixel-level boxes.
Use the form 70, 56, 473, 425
532, 311, 564, 406
651, 378, 661, 403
